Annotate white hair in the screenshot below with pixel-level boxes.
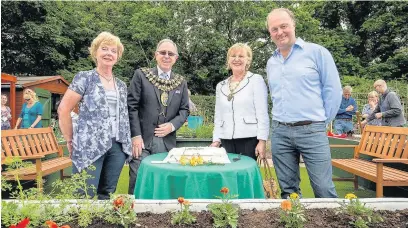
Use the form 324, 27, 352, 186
343, 86, 352, 93
156, 39, 178, 56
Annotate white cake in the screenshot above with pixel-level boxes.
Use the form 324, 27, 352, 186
161, 147, 231, 164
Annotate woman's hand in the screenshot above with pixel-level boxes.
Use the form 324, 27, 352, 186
210, 141, 221, 147
66, 141, 73, 158
255, 140, 266, 158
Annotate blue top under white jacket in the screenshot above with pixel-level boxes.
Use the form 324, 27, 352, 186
213, 71, 269, 142
335, 96, 357, 119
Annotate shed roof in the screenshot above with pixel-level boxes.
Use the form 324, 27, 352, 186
15, 76, 69, 87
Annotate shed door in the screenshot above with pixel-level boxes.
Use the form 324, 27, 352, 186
35, 88, 51, 127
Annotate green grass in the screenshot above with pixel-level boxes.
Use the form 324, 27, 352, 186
115, 166, 376, 198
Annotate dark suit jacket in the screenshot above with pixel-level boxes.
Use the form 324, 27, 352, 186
127, 67, 190, 150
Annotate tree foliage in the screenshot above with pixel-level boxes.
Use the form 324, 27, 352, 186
1, 1, 407, 94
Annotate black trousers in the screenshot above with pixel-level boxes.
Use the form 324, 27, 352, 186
220, 137, 259, 160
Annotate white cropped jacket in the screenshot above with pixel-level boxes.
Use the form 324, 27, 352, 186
213, 71, 269, 142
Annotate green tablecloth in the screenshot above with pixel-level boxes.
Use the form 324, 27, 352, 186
134, 153, 265, 199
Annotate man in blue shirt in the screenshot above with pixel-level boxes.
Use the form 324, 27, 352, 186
334, 86, 357, 135
266, 8, 342, 198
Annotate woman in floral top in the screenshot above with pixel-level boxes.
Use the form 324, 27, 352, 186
58, 32, 132, 200
1, 94, 12, 130
362, 91, 381, 126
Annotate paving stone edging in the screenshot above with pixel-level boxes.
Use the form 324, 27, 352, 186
4, 198, 407, 213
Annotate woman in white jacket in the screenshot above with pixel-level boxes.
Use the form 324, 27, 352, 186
210, 43, 269, 159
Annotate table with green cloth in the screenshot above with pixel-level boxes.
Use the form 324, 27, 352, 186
134, 153, 265, 199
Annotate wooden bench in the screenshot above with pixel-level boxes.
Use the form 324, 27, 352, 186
1, 127, 72, 190
331, 125, 408, 197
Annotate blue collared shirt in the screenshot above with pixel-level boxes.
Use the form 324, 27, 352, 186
336, 96, 357, 119
267, 38, 342, 123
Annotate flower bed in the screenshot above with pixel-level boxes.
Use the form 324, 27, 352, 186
3, 159, 408, 228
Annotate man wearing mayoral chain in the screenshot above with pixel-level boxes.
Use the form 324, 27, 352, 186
127, 39, 190, 194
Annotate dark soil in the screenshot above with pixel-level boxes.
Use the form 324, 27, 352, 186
65, 208, 408, 228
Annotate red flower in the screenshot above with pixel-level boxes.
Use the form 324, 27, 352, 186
220, 187, 229, 194
177, 197, 185, 204
9, 218, 30, 228
113, 196, 125, 209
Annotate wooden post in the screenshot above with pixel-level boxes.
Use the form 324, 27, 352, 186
376, 162, 383, 198
356, 111, 362, 134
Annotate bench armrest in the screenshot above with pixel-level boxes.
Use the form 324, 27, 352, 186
330, 144, 358, 148
372, 158, 408, 165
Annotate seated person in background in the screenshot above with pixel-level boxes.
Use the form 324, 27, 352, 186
334, 86, 357, 135
361, 91, 381, 126
14, 89, 43, 129
362, 79, 406, 127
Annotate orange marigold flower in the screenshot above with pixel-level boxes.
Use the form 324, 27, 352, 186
178, 197, 185, 204
45, 221, 58, 228
281, 200, 292, 211
45, 221, 70, 228
113, 196, 125, 208
183, 200, 191, 206
220, 187, 229, 194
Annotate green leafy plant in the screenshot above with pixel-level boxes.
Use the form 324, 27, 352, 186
171, 197, 196, 225
104, 195, 137, 228
207, 187, 239, 228
279, 193, 307, 228
337, 193, 383, 228
1, 158, 133, 227
176, 124, 214, 138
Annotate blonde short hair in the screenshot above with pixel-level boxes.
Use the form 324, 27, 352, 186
266, 8, 296, 29
88, 32, 124, 64
226, 43, 253, 70
23, 89, 39, 102
368, 91, 379, 98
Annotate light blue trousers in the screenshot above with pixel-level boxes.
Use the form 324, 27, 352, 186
271, 121, 338, 199
334, 119, 353, 134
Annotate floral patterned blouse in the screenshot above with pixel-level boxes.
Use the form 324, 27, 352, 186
69, 69, 132, 172
1, 106, 12, 130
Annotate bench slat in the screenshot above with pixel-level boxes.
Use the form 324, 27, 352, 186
335, 159, 408, 180
2, 137, 12, 157
8, 136, 20, 156
47, 132, 58, 151
2, 157, 72, 180
20, 135, 33, 156
395, 135, 406, 158
403, 142, 408, 159
26, 134, 38, 155
14, 136, 27, 157
381, 133, 393, 157
387, 135, 400, 158
44, 133, 53, 152
375, 133, 387, 155
32, 134, 44, 154
332, 159, 408, 181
